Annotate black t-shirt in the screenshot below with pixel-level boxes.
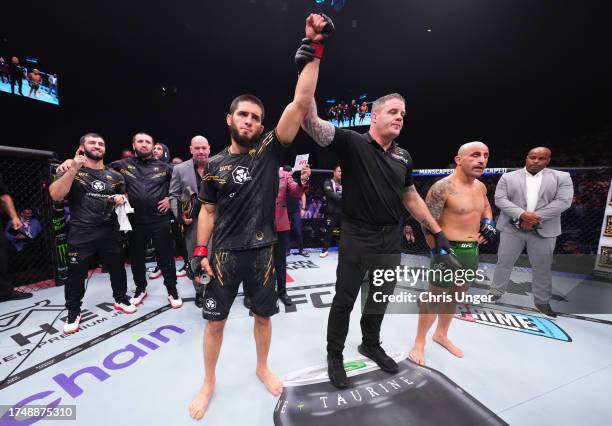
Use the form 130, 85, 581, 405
329, 128, 414, 225
64, 167, 126, 229
198, 130, 284, 250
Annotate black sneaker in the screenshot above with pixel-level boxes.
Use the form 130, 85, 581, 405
487, 293, 502, 303
327, 354, 349, 389
0, 289, 33, 302
535, 303, 557, 319
195, 292, 204, 308
358, 343, 399, 374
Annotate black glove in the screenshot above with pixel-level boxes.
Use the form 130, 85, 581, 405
479, 219, 497, 244
431, 248, 463, 272
185, 256, 210, 285
295, 38, 315, 74
431, 231, 462, 270
317, 13, 335, 38
433, 231, 451, 252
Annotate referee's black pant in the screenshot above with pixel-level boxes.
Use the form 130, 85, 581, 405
327, 218, 401, 356
65, 226, 128, 312
129, 219, 176, 291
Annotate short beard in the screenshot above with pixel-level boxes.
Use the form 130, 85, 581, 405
136, 149, 153, 159
229, 123, 258, 148
84, 148, 104, 161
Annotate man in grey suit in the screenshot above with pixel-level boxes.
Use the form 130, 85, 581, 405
489, 147, 573, 318
169, 135, 211, 307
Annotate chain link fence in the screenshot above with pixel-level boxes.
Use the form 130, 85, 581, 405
298, 167, 611, 274
0, 146, 57, 287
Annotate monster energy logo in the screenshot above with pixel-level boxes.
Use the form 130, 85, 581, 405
52, 217, 65, 232
56, 243, 68, 265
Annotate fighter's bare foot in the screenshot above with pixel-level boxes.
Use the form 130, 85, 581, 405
408, 343, 426, 366
189, 382, 214, 420
256, 368, 283, 396
432, 333, 464, 358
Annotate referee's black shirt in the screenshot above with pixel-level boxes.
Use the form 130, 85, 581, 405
329, 128, 414, 226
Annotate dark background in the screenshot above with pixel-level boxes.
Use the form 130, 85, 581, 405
1, 0, 611, 169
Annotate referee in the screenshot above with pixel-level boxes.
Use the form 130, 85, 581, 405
49, 133, 136, 334
301, 93, 455, 388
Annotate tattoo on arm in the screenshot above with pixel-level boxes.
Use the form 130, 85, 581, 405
302, 100, 335, 147
421, 179, 453, 233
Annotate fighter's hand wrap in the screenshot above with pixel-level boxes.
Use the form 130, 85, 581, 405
479, 218, 497, 244
186, 246, 209, 282
431, 231, 463, 271
295, 13, 335, 73
308, 12, 335, 56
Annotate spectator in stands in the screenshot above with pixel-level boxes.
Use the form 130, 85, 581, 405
172, 157, 184, 165
287, 189, 307, 257
273, 164, 311, 306
0, 174, 33, 301
120, 149, 134, 160
4, 207, 41, 252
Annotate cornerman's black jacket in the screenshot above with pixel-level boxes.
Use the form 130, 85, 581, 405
109, 157, 172, 224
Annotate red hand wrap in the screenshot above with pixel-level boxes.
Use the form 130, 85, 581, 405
310, 41, 325, 59
193, 246, 208, 257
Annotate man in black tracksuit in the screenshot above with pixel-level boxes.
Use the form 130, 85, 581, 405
109, 132, 182, 308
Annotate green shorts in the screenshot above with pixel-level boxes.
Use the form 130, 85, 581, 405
430, 241, 479, 289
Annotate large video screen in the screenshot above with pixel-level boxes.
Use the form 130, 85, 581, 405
322, 95, 371, 128
0, 55, 59, 105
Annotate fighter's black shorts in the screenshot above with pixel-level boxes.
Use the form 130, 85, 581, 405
202, 246, 279, 321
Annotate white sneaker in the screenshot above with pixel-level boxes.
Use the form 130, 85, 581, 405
129, 288, 148, 306
319, 251, 329, 258
168, 293, 183, 309
148, 268, 163, 279
114, 300, 137, 314
64, 311, 81, 334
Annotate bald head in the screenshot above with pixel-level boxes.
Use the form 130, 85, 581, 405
191, 135, 208, 146
454, 141, 489, 178
457, 141, 489, 157
190, 135, 210, 165
525, 146, 551, 175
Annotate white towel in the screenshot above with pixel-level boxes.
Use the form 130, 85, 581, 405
115, 198, 134, 232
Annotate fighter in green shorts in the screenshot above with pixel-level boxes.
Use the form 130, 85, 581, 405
409, 142, 498, 366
